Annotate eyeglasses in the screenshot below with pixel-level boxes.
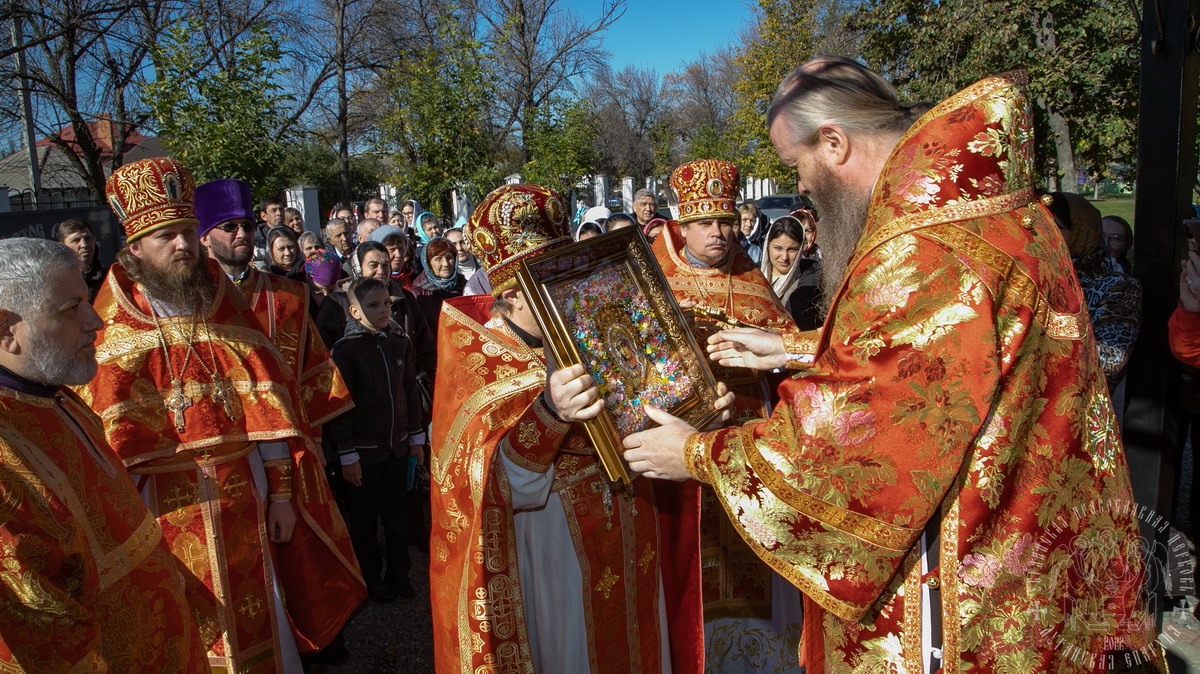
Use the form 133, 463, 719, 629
217, 221, 256, 234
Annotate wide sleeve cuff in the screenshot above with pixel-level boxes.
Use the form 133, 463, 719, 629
684, 431, 713, 484
781, 327, 821, 369
263, 458, 293, 502
260, 441, 293, 502
499, 395, 571, 474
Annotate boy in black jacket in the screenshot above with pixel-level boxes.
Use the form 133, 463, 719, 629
330, 278, 425, 602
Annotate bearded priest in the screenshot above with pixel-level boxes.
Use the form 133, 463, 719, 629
78, 158, 364, 672
625, 58, 1164, 673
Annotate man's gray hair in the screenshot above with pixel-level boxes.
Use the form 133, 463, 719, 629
325, 217, 347, 234
767, 56, 912, 146
0, 238, 81, 316
633, 188, 655, 202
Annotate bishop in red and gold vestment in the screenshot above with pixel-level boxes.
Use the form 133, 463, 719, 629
80, 159, 363, 672
430, 184, 705, 673
652, 159, 806, 425
628, 61, 1163, 673
0, 238, 206, 672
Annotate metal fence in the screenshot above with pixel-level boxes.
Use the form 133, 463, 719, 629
0, 205, 120, 265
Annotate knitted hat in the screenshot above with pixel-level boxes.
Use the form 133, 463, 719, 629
194, 178, 254, 239
105, 158, 198, 242
462, 184, 571, 295
670, 159, 739, 225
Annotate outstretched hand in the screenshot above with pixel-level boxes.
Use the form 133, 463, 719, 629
707, 328, 787, 371
622, 406, 695, 481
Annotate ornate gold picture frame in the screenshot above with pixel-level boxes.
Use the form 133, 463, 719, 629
516, 227, 722, 489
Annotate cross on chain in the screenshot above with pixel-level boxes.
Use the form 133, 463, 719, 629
211, 378, 237, 418
164, 379, 192, 432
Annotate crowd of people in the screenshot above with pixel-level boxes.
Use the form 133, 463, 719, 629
0, 54, 1181, 674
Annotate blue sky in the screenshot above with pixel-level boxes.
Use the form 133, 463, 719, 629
563, 0, 758, 76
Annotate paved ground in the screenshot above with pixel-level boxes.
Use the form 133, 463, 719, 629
312, 543, 435, 674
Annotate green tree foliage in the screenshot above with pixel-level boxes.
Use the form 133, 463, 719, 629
141, 21, 291, 193
854, 0, 1138, 188
256, 141, 387, 216
522, 98, 599, 196
729, 0, 817, 185
377, 9, 498, 215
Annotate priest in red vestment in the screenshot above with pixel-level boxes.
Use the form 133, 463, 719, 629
653, 159, 809, 671
0, 237, 206, 671
194, 177, 363, 660
79, 158, 363, 672
652, 158, 813, 425
430, 184, 709, 673
624, 59, 1163, 673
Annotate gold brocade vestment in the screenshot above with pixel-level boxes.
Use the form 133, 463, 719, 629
79, 262, 333, 672
0, 385, 207, 672
652, 227, 808, 670
685, 71, 1164, 673
233, 267, 365, 654
429, 295, 705, 674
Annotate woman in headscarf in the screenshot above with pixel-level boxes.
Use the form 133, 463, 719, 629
1045, 192, 1142, 425
642, 217, 666, 242
415, 212, 443, 243
760, 211, 823, 331
575, 221, 605, 241
369, 225, 419, 289
410, 236, 466, 331
305, 249, 347, 349
305, 249, 342, 298
266, 226, 306, 281
400, 199, 421, 232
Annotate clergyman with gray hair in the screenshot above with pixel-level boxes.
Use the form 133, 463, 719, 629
0, 237, 207, 670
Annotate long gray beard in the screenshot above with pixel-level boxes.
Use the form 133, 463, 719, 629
813, 190, 872, 316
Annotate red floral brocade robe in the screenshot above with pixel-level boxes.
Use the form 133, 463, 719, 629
429, 295, 703, 674
0, 386, 207, 671
684, 71, 1164, 673
79, 262, 359, 671
234, 268, 365, 653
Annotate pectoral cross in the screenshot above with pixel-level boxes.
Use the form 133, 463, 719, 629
211, 377, 237, 418
165, 379, 192, 432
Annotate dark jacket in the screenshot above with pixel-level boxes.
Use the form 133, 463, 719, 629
316, 279, 437, 379
330, 318, 422, 465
